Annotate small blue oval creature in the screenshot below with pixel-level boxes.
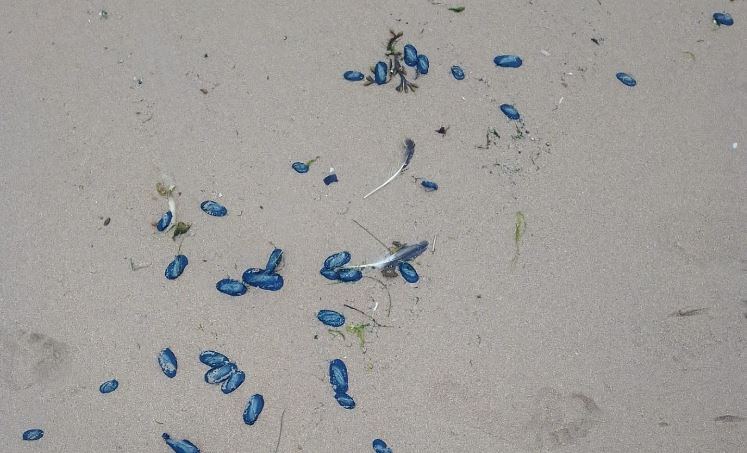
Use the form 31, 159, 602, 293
265, 248, 283, 273
242, 268, 284, 291
323, 172, 338, 185
165, 255, 188, 280
343, 70, 365, 81
162, 433, 200, 453
451, 65, 465, 80
329, 359, 349, 394
199, 350, 230, 368
500, 104, 521, 120
156, 211, 173, 231
417, 54, 429, 75
403, 44, 418, 67
494, 55, 523, 68
320, 267, 340, 280
200, 200, 228, 217
291, 162, 309, 173
99, 379, 119, 394
204, 363, 237, 384
243, 394, 265, 425
398, 262, 419, 284
421, 180, 438, 191
616, 72, 637, 87
373, 439, 393, 453
337, 268, 363, 282
324, 251, 351, 270
317, 310, 345, 327
158, 348, 178, 378
374, 61, 388, 85
334, 392, 356, 409
22, 429, 44, 441
216, 278, 247, 296
221, 369, 245, 394
713, 12, 734, 26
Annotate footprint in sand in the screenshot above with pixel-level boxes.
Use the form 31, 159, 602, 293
0, 327, 70, 391
524, 387, 603, 451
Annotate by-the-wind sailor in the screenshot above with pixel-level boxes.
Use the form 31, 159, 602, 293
373, 439, 393, 453
323, 172, 338, 185
200, 200, 228, 217
265, 248, 283, 273
317, 310, 345, 327
417, 54, 429, 75
99, 379, 119, 394
403, 44, 418, 67
199, 350, 230, 368
291, 162, 309, 173
337, 268, 363, 282
165, 255, 188, 280
450, 65, 465, 80
343, 70, 365, 81
158, 348, 178, 378
398, 261, 419, 283
162, 433, 200, 453
500, 104, 521, 120
243, 394, 265, 425
329, 359, 349, 394
22, 429, 44, 441
324, 251, 351, 270
334, 392, 356, 409
156, 211, 173, 231
221, 369, 245, 394
494, 55, 523, 68
421, 180, 438, 191
374, 61, 388, 85
242, 268, 284, 291
205, 363, 237, 384
616, 72, 637, 87
713, 12, 734, 26
216, 278, 247, 296
320, 267, 340, 280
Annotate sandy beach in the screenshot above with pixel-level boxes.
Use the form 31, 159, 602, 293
1, 1, 745, 451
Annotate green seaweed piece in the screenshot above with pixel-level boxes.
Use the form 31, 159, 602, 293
448, 6, 466, 13
327, 329, 346, 340
305, 156, 320, 166
514, 212, 526, 244
172, 221, 191, 240
346, 322, 369, 351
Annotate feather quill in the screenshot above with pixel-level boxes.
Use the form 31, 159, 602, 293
363, 139, 415, 199
344, 240, 428, 270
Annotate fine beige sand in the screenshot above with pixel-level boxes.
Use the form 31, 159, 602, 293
1, 1, 745, 452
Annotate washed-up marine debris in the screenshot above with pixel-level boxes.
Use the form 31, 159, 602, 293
158, 348, 178, 378
494, 54, 523, 68
420, 180, 438, 191
162, 433, 200, 453
343, 70, 365, 81
200, 200, 228, 217
373, 438, 394, 453
216, 278, 247, 296
713, 12, 734, 26
320, 251, 363, 282
500, 104, 521, 120
342, 240, 428, 284
329, 359, 355, 409
361, 31, 427, 93
616, 72, 637, 87
99, 379, 119, 394
364, 139, 415, 199
22, 429, 44, 441
243, 394, 265, 425
451, 65, 465, 80
317, 310, 346, 327
291, 156, 319, 174
242, 248, 284, 291
199, 350, 245, 394
324, 168, 339, 186
165, 255, 188, 280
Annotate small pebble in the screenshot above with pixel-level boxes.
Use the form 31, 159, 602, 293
417, 54, 429, 75
158, 348, 178, 378
199, 350, 230, 368
165, 255, 188, 280
373, 439, 393, 453
494, 55, 523, 68
398, 262, 419, 284
374, 61, 388, 85
156, 211, 173, 231
403, 44, 418, 67
200, 200, 228, 217
291, 161, 309, 173
343, 70, 365, 81
216, 278, 247, 296
317, 310, 345, 327
713, 12, 734, 26
22, 429, 44, 441
221, 370, 245, 394
500, 104, 521, 120
616, 72, 637, 87
420, 180, 438, 191
99, 379, 119, 394
450, 65, 465, 80
162, 433, 200, 453
243, 394, 265, 425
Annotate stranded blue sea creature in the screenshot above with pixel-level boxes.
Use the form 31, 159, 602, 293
156, 211, 173, 231
320, 267, 340, 280
291, 162, 309, 173
99, 379, 119, 394
451, 65, 465, 80
216, 278, 247, 296
22, 429, 44, 441
374, 61, 389, 85
616, 72, 637, 87
329, 359, 349, 394
265, 248, 283, 273
713, 12, 734, 26
200, 200, 227, 217
373, 439, 393, 453
337, 268, 363, 282
243, 394, 265, 425
204, 363, 237, 384
398, 261, 419, 283
242, 268, 284, 291
199, 350, 230, 368
221, 370, 245, 394
317, 310, 345, 327
500, 104, 521, 120
494, 55, 523, 68
416, 54, 429, 75
162, 433, 200, 453
343, 70, 365, 81
158, 348, 178, 378
335, 392, 356, 409
403, 44, 418, 67
323, 168, 339, 186
165, 255, 188, 280
324, 251, 351, 270
421, 180, 438, 191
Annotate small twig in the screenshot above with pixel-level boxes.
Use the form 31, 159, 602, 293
343, 303, 392, 327
364, 276, 393, 318
670, 308, 709, 317
431, 234, 437, 254
274, 408, 286, 453
352, 219, 390, 251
